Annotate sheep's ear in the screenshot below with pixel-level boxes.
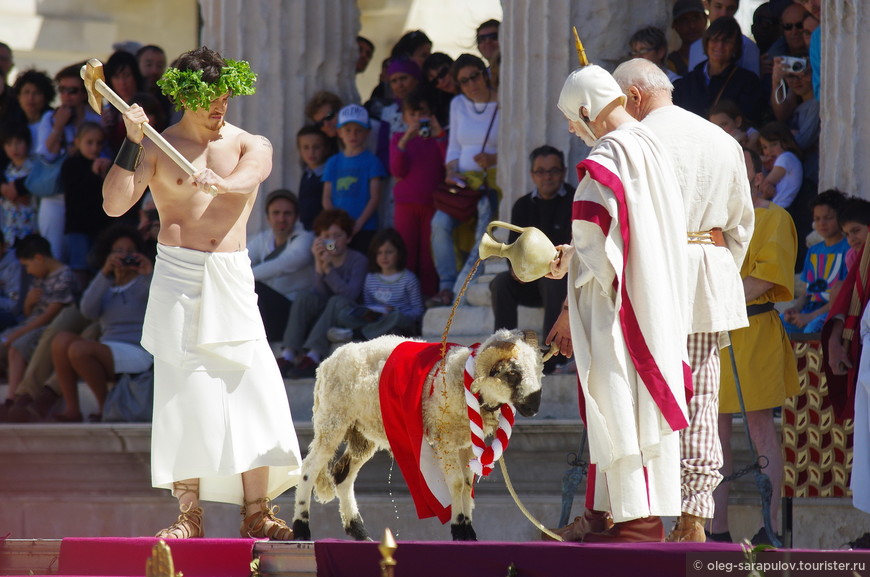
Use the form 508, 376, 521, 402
474, 341, 516, 379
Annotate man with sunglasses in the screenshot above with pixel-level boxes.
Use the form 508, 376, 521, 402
763, 3, 809, 72
34, 61, 105, 260
36, 62, 102, 162
476, 19, 500, 65
490, 145, 572, 373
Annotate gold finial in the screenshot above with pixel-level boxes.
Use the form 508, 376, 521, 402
378, 528, 397, 577
146, 540, 182, 577
573, 26, 589, 67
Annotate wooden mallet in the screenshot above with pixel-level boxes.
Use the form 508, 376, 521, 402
80, 58, 218, 196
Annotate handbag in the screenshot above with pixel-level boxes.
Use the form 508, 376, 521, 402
24, 154, 65, 199
102, 366, 154, 422
433, 103, 498, 222
432, 182, 485, 222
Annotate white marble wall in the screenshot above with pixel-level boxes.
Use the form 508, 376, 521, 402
200, 0, 361, 233
819, 1, 870, 198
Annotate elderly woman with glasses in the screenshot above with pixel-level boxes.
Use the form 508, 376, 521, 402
427, 53, 499, 308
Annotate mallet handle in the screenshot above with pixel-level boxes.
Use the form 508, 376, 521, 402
94, 78, 219, 196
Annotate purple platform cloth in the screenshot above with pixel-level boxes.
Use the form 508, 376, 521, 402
313, 539, 742, 577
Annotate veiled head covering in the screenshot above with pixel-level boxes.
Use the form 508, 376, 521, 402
557, 65, 626, 123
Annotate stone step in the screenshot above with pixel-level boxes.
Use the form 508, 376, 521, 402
0, 420, 866, 548
422, 306, 546, 338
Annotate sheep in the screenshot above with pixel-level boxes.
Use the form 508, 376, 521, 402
291, 328, 547, 542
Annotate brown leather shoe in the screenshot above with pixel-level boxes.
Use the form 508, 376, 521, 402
665, 513, 707, 543
542, 509, 614, 542
582, 515, 664, 543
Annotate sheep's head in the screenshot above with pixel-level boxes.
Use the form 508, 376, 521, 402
471, 329, 544, 417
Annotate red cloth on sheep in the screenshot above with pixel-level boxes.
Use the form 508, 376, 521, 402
380, 341, 461, 524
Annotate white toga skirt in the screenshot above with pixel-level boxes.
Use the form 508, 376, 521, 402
142, 244, 302, 505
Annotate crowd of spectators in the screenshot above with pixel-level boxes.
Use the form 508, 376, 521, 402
0, 41, 164, 423
0, 2, 854, 433
271, 21, 502, 378
624, 0, 864, 546
628, 0, 829, 310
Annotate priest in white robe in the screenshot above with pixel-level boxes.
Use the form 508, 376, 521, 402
546, 64, 691, 543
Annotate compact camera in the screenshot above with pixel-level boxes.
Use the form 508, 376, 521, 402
120, 255, 139, 266
324, 239, 336, 252
780, 56, 807, 74
418, 118, 431, 138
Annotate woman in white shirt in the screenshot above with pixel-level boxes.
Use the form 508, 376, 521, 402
429, 54, 499, 307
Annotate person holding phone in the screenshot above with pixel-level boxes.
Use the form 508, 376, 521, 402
389, 91, 445, 298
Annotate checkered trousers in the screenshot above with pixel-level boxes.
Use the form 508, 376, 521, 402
680, 331, 724, 518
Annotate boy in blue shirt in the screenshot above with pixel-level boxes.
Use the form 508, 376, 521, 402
322, 103, 387, 254
782, 189, 850, 334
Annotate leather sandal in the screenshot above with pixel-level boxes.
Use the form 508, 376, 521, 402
155, 503, 204, 539
155, 481, 204, 538
240, 497, 294, 540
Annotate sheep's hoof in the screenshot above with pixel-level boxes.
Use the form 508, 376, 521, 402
346, 515, 369, 541
292, 519, 312, 541
451, 522, 478, 541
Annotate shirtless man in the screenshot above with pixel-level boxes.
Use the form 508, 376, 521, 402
103, 46, 302, 539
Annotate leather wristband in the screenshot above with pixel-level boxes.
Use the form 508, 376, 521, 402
114, 138, 143, 172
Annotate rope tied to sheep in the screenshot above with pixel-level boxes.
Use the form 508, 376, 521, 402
464, 345, 516, 477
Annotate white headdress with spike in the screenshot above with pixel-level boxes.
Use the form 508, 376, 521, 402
557, 27, 626, 124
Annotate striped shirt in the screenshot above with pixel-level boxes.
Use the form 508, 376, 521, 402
363, 270, 424, 320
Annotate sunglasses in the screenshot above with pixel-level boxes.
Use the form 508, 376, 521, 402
531, 168, 565, 177
630, 46, 653, 57
434, 66, 450, 81
458, 71, 482, 86
477, 32, 498, 43
782, 22, 804, 31
58, 86, 82, 95
314, 111, 336, 128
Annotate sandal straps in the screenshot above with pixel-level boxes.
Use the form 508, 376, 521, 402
155, 504, 204, 539
172, 480, 200, 501
240, 498, 293, 540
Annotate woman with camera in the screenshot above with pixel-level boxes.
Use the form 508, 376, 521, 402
52, 225, 153, 422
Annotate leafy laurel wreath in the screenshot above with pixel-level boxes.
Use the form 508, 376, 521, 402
156, 59, 257, 111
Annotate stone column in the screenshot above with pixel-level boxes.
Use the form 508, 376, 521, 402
497, 0, 670, 214
200, 1, 360, 233
818, 1, 869, 198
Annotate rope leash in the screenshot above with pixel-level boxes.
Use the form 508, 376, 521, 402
499, 456, 563, 541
